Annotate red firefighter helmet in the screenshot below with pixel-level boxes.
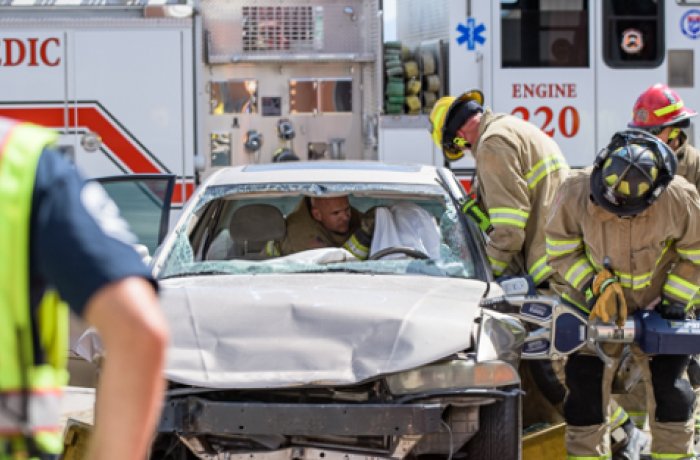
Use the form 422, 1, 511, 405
629, 83, 697, 131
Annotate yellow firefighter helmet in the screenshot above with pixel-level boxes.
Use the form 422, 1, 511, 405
429, 89, 484, 162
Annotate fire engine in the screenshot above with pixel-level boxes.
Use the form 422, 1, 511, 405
379, 0, 700, 176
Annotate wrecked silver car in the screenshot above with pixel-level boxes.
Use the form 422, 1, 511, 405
149, 162, 526, 460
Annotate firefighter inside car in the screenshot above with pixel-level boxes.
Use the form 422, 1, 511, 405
272, 195, 376, 260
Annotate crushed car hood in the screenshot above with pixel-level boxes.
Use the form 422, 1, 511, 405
161, 274, 487, 388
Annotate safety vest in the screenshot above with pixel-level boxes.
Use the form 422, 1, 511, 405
0, 118, 69, 457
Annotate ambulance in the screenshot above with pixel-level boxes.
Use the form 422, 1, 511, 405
0, 0, 382, 210
0, 3, 198, 208
378, 0, 700, 176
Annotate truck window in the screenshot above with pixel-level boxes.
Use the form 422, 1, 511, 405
603, 0, 664, 68
290, 78, 353, 114
319, 79, 352, 112
211, 80, 258, 114
290, 79, 317, 113
501, 0, 589, 68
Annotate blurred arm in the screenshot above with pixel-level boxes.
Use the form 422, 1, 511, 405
83, 276, 168, 460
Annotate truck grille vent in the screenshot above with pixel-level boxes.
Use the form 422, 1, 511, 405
242, 6, 317, 52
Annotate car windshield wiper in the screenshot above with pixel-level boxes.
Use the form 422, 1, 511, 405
298, 266, 373, 274
160, 270, 231, 279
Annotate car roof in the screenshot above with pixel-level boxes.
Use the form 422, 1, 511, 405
205, 161, 445, 187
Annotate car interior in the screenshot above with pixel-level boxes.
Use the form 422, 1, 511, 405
228, 203, 286, 260
191, 193, 448, 263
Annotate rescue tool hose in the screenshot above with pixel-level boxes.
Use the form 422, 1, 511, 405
440, 420, 454, 460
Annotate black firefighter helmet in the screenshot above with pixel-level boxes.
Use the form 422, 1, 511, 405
590, 128, 676, 217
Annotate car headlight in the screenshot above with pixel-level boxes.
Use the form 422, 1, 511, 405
476, 308, 526, 367
385, 359, 520, 395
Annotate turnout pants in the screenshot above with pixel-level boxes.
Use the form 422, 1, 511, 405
564, 343, 695, 459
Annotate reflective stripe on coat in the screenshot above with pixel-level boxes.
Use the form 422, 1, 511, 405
473, 109, 569, 284
545, 169, 700, 310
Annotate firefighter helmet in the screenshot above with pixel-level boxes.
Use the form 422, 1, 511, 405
629, 83, 697, 131
591, 129, 676, 216
429, 89, 484, 162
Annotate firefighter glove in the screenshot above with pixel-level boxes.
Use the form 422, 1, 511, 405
342, 208, 376, 260
656, 298, 688, 320
589, 269, 628, 327
461, 195, 492, 233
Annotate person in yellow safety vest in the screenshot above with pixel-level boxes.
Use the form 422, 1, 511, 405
546, 128, 700, 460
276, 196, 375, 260
627, 83, 700, 441
0, 117, 169, 460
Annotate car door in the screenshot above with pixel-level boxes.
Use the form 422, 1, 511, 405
92, 174, 176, 257
68, 174, 175, 388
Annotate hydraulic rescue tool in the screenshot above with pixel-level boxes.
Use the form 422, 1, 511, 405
480, 277, 700, 366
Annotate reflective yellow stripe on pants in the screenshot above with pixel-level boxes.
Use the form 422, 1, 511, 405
489, 256, 508, 276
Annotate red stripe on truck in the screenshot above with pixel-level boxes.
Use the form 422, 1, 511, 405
0, 106, 161, 173
0, 104, 194, 205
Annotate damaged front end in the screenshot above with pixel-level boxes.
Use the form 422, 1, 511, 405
153, 354, 522, 460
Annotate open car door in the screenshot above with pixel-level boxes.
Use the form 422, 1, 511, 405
67, 174, 175, 390
92, 174, 176, 257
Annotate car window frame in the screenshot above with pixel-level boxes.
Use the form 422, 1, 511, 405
155, 179, 484, 280
437, 168, 492, 283
91, 173, 175, 252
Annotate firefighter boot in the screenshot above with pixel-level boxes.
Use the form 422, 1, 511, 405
612, 420, 649, 460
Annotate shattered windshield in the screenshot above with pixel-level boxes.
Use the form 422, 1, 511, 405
156, 182, 476, 280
